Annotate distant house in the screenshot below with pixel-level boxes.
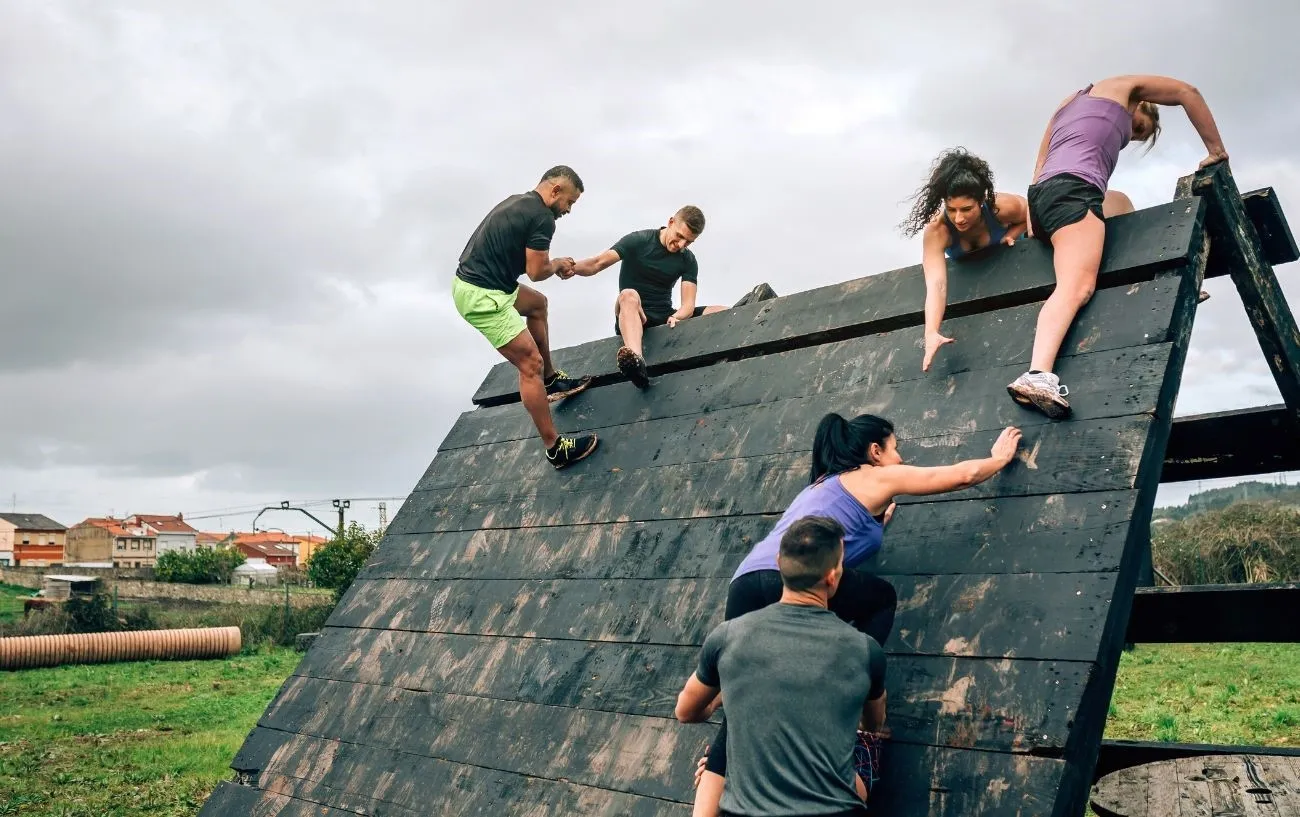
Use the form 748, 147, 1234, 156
232, 533, 298, 567
124, 513, 199, 555
196, 531, 236, 549
0, 513, 67, 567
294, 534, 331, 567
65, 518, 158, 568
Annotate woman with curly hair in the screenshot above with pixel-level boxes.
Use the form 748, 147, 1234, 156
1007, 74, 1227, 419
900, 149, 1030, 371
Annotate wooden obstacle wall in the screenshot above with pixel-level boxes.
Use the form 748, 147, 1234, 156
201, 186, 1229, 816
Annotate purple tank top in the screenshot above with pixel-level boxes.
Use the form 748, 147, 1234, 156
732, 473, 884, 580
1036, 85, 1132, 192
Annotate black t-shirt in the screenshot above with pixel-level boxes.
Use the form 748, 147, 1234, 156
456, 191, 556, 294
612, 228, 699, 320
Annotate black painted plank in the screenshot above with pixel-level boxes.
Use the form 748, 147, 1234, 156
1182, 163, 1300, 422
1126, 582, 1300, 643
1162, 404, 1300, 483
391, 418, 1159, 536
871, 743, 1065, 817
443, 278, 1185, 452
416, 343, 1174, 496
362, 491, 1137, 583
331, 572, 1121, 661
471, 200, 1204, 406
198, 782, 359, 817
1095, 738, 1300, 782
1243, 187, 1299, 267
295, 626, 1090, 754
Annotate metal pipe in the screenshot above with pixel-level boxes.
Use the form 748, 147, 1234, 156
0, 626, 242, 670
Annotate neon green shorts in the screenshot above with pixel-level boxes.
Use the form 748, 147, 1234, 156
453, 277, 526, 349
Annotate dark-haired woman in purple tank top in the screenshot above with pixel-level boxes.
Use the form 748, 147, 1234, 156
1008, 74, 1228, 420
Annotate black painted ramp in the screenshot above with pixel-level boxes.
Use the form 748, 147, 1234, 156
201, 197, 1210, 817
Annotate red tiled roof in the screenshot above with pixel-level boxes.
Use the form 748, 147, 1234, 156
130, 514, 198, 534
236, 540, 297, 558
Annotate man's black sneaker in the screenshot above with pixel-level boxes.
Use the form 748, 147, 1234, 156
546, 434, 599, 470
544, 370, 593, 403
616, 346, 651, 389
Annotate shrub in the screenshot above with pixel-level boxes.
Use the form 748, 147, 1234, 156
155, 546, 247, 584
1152, 501, 1300, 584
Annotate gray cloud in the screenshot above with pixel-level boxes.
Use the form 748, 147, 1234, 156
2, 0, 1298, 528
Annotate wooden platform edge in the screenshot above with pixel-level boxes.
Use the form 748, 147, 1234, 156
1094, 739, 1300, 782
1125, 582, 1300, 643
1243, 187, 1299, 267
1162, 403, 1300, 483
1049, 224, 1209, 817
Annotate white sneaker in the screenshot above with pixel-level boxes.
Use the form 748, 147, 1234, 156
1007, 371, 1071, 419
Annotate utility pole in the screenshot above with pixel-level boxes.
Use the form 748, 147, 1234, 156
332, 499, 351, 539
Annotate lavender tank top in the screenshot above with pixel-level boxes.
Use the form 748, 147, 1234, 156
1036, 85, 1133, 192
732, 473, 884, 580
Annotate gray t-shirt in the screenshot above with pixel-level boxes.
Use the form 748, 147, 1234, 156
696, 602, 886, 817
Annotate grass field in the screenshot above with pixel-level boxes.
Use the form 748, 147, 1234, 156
0, 584, 31, 626
0, 641, 1296, 816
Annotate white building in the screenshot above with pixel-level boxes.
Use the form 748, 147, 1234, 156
125, 513, 199, 556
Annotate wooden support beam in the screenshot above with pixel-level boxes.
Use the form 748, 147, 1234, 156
1125, 582, 1300, 643
1243, 187, 1299, 267
1094, 739, 1300, 782
1162, 404, 1300, 482
1178, 164, 1300, 424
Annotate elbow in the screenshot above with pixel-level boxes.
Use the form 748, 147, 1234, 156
674, 703, 699, 724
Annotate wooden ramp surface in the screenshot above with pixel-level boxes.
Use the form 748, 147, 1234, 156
200, 195, 1213, 816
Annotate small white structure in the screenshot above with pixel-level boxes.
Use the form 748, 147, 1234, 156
231, 558, 279, 587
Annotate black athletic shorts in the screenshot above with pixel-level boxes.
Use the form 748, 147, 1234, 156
614, 305, 706, 336
1027, 172, 1105, 242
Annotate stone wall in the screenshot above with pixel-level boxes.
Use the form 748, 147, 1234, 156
0, 567, 331, 609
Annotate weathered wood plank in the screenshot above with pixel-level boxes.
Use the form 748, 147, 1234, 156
1126, 582, 1300, 643
198, 781, 357, 817
330, 572, 1122, 661
871, 743, 1066, 817
1243, 187, 1299, 267
1162, 404, 1300, 483
390, 418, 1158, 536
1092, 755, 1300, 817
294, 626, 1089, 753
1095, 739, 1300, 782
471, 200, 1204, 406
363, 490, 1137, 583
417, 343, 1174, 496
443, 278, 1185, 452
1181, 163, 1300, 422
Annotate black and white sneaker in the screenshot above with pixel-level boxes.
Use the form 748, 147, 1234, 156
544, 370, 593, 403
616, 346, 651, 389
546, 434, 599, 470
1006, 371, 1071, 419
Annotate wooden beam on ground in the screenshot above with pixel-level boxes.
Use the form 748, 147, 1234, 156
1125, 582, 1300, 643
1243, 187, 1299, 267
1179, 164, 1300, 424
1162, 404, 1300, 482
1094, 739, 1300, 782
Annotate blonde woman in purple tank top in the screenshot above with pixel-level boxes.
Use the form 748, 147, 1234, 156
1008, 75, 1228, 420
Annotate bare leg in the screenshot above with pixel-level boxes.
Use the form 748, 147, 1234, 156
1102, 189, 1135, 218
692, 770, 725, 817
1030, 211, 1106, 373
616, 289, 648, 356
496, 329, 558, 448
700, 305, 727, 316
515, 283, 556, 380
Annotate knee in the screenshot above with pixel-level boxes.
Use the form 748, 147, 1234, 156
516, 349, 544, 380
1068, 281, 1096, 306
617, 289, 641, 310
531, 291, 548, 316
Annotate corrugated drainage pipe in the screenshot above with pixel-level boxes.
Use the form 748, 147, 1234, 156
0, 626, 242, 670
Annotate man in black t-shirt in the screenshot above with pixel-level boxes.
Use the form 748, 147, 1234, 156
453, 166, 599, 470
675, 516, 887, 817
570, 206, 725, 388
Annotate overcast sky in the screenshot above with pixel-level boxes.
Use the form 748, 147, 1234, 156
2, 1, 1298, 536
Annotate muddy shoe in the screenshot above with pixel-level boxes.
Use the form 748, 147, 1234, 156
1198, 289, 1211, 303
616, 346, 651, 389
546, 434, 599, 470
544, 370, 593, 403
1006, 371, 1071, 420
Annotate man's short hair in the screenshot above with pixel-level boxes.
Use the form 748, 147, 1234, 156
778, 516, 845, 591
675, 205, 705, 235
540, 165, 584, 193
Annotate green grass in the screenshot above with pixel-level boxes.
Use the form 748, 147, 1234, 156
1103, 643, 1300, 746
0, 584, 35, 625
0, 641, 1295, 815
0, 647, 301, 816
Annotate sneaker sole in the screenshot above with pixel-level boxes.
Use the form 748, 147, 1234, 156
551, 435, 599, 470
1006, 384, 1072, 420
546, 376, 593, 403
616, 347, 650, 389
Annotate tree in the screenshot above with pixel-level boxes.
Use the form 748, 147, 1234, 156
155, 546, 246, 584
307, 521, 381, 600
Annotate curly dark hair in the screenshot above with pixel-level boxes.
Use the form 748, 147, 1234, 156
898, 148, 997, 237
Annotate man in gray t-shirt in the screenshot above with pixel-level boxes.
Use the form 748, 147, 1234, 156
675, 515, 887, 817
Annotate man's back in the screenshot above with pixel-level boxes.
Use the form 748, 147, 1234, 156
698, 602, 884, 816
456, 191, 555, 294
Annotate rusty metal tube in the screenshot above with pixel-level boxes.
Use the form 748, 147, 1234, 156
0, 626, 242, 670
